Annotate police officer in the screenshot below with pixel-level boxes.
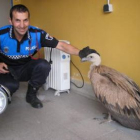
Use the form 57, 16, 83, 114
0, 4, 97, 109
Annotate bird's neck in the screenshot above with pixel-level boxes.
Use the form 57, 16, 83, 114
90, 64, 95, 70
88, 64, 95, 79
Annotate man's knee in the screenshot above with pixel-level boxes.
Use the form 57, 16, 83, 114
36, 59, 51, 72
29, 59, 51, 87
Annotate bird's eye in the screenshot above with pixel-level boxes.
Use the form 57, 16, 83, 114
90, 56, 93, 58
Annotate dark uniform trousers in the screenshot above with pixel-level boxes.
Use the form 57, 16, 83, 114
0, 59, 51, 95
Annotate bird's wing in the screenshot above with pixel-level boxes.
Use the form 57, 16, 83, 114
90, 71, 140, 119
101, 66, 140, 102
92, 65, 140, 102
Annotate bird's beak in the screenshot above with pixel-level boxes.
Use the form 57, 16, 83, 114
81, 57, 89, 62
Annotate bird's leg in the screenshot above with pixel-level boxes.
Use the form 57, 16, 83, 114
100, 112, 112, 124
93, 112, 113, 124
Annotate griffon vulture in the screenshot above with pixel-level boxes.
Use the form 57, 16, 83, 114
82, 53, 140, 130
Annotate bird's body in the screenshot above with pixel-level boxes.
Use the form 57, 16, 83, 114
83, 53, 140, 130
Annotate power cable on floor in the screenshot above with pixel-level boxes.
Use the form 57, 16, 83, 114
70, 60, 84, 88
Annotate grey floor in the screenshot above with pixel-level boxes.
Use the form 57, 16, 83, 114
0, 82, 140, 140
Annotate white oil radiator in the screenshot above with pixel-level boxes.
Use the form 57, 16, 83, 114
43, 40, 70, 96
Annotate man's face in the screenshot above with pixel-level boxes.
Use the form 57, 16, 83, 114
9, 11, 30, 38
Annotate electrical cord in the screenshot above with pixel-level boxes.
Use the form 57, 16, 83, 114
70, 60, 84, 88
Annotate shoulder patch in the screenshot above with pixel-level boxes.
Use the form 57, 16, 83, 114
45, 33, 53, 40
4, 46, 9, 53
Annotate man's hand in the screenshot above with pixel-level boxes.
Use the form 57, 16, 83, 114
79, 46, 100, 59
0, 63, 9, 74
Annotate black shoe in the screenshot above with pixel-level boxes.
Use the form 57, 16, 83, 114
26, 95, 43, 108
26, 84, 43, 109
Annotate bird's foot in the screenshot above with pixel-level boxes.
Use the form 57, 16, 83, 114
100, 112, 112, 124
93, 112, 113, 124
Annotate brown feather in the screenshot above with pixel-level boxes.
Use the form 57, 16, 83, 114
89, 65, 140, 120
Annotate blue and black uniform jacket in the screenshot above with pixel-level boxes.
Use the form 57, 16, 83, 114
0, 25, 59, 66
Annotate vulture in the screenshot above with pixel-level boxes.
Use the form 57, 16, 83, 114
82, 53, 140, 130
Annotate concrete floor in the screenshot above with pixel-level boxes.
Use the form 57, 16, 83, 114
0, 82, 140, 140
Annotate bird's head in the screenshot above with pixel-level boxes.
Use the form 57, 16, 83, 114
81, 53, 101, 66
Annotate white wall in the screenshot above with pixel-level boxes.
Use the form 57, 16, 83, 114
0, 0, 11, 27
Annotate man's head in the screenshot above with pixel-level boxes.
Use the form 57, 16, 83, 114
10, 4, 30, 20
9, 4, 30, 40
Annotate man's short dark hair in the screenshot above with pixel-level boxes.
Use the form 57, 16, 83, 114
10, 4, 30, 19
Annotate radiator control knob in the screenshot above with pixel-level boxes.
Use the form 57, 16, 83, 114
62, 54, 66, 59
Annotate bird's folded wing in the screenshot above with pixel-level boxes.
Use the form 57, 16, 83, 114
90, 72, 140, 119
